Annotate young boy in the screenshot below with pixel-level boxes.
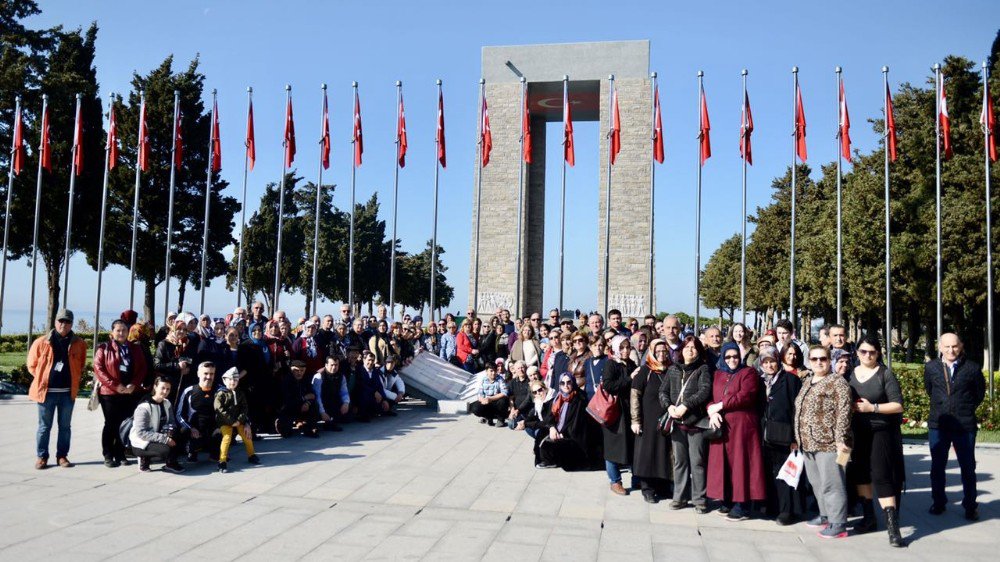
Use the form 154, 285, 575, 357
214, 367, 260, 473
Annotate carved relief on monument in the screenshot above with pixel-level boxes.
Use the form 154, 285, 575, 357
478, 291, 514, 312
609, 294, 646, 317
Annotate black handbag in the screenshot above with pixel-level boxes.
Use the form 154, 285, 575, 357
763, 420, 794, 447
694, 416, 723, 440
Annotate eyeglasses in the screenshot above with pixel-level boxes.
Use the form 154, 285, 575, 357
530, 318, 540, 322
724, 354, 739, 360
532, 389, 546, 395
858, 349, 877, 356
559, 381, 572, 386
57, 319, 72, 325
809, 357, 830, 363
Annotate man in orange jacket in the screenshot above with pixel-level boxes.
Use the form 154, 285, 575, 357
27, 309, 88, 469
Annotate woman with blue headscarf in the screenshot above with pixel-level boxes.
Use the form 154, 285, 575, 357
705, 341, 766, 521
240, 322, 274, 436
534, 372, 598, 471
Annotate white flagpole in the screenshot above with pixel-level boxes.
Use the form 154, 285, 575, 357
0, 95, 21, 336
389, 81, 402, 318
236, 87, 251, 309
603, 74, 615, 318
790, 67, 799, 326
274, 84, 291, 311
836, 67, 844, 325
128, 91, 145, 311
430, 79, 442, 323
311, 84, 327, 316
648, 72, 657, 316
199, 89, 216, 315
348, 81, 358, 315
935, 63, 943, 342
883, 66, 893, 373
695, 72, 704, 335
94, 95, 114, 349
473, 78, 485, 315
559, 75, 569, 314
740, 69, 748, 325
515, 77, 526, 318
61, 93, 82, 308
27, 94, 47, 344
164, 90, 180, 317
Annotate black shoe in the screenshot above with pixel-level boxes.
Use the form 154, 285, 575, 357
138, 458, 151, 473
717, 504, 731, 515
247, 454, 261, 465
103, 457, 117, 468
694, 504, 710, 514
383, 410, 398, 417
117, 457, 132, 466
929, 504, 946, 515
885, 506, 906, 547
187, 452, 198, 463
218, 462, 228, 473
669, 500, 688, 510
479, 417, 488, 424
487, 419, 495, 426
642, 490, 658, 504
776, 513, 794, 526
855, 500, 877, 534
726, 505, 749, 522
965, 507, 980, 521
535, 462, 558, 469
163, 461, 186, 474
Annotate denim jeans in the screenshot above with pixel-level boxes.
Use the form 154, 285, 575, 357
37, 392, 75, 459
606, 460, 624, 484
929, 427, 978, 510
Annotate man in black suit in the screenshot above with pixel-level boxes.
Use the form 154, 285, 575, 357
925, 333, 987, 520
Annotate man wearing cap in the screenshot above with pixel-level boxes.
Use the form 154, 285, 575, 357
27, 309, 88, 469
277, 360, 320, 437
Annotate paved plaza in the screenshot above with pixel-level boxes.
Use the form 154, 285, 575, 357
0, 396, 998, 561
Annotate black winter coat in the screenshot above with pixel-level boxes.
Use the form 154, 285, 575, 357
924, 358, 986, 432
601, 358, 636, 465
659, 360, 713, 426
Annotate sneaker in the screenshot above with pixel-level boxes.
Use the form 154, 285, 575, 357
716, 504, 731, 515
726, 505, 749, 522
162, 461, 186, 474
138, 458, 151, 473
669, 500, 689, 510
56, 457, 73, 468
694, 504, 710, 514
818, 524, 848, 539
247, 455, 261, 465
486, 419, 495, 426
806, 515, 829, 529
34, 457, 48, 470
217, 462, 228, 473
535, 462, 557, 469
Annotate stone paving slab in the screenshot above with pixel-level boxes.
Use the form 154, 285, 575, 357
0, 396, 999, 561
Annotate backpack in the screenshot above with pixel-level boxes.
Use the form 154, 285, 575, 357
119, 416, 134, 455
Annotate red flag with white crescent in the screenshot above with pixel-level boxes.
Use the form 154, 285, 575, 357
107, 104, 119, 170
839, 80, 851, 162
436, 89, 446, 168
211, 99, 221, 172
610, 85, 621, 165
886, 83, 898, 162
795, 82, 807, 162
564, 86, 575, 166
653, 85, 664, 164
72, 101, 83, 174
353, 89, 363, 168
320, 91, 330, 170
481, 94, 492, 167
138, 99, 150, 172
246, 98, 255, 172
523, 90, 533, 164
284, 95, 296, 167
982, 79, 996, 162
699, 84, 711, 165
40, 105, 51, 172
397, 93, 407, 168
173, 109, 183, 169
740, 90, 753, 165
12, 105, 25, 175
939, 73, 952, 160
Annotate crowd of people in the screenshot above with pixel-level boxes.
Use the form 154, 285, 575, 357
23, 304, 987, 547
460, 310, 987, 547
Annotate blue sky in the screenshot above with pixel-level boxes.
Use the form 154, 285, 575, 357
5, 0, 1000, 326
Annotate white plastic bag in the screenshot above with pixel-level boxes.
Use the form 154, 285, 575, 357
776, 450, 804, 489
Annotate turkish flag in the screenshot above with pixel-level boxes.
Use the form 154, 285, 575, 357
173, 110, 183, 169
523, 91, 533, 164
211, 99, 221, 172
11, 105, 25, 175
699, 84, 711, 165
72, 102, 83, 174
839, 80, 851, 162
138, 99, 150, 172
353, 90, 363, 168
107, 104, 118, 170
740, 90, 753, 165
320, 92, 330, 170
983, 80, 996, 162
284, 95, 296, 167
437, 90, 446, 168
246, 98, 255, 172
481, 94, 492, 167
40, 105, 51, 172
397, 93, 407, 168
795, 83, 807, 162
653, 85, 664, 164
564, 87, 575, 166
939, 73, 952, 160
886, 83, 898, 162
610, 86, 621, 165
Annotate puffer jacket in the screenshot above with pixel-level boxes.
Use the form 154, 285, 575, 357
130, 398, 175, 450
214, 387, 249, 427
794, 370, 853, 453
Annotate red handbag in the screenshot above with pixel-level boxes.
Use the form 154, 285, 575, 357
586, 382, 621, 427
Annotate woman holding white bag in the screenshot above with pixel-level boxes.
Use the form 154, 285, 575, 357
758, 347, 804, 525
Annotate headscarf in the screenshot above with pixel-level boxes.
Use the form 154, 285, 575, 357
716, 341, 745, 374
120, 309, 138, 327
551, 372, 578, 415
248, 321, 271, 364
756, 346, 781, 392
830, 348, 850, 375
645, 338, 669, 372
610, 334, 629, 362
128, 323, 150, 344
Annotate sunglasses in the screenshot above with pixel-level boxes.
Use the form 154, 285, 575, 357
559, 381, 572, 386
809, 357, 830, 362
858, 349, 877, 356
724, 354, 739, 360
532, 388, 546, 395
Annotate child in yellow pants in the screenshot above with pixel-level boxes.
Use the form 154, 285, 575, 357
214, 367, 260, 473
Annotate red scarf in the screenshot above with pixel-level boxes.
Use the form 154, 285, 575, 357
551, 389, 577, 416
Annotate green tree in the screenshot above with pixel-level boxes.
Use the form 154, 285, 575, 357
701, 234, 741, 324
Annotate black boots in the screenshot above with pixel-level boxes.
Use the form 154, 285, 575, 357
884, 506, 905, 548
855, 499, 877, 534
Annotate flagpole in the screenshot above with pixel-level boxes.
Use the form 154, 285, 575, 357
836, 67, 844, 325
236, 87, 251, 309
883, 66, 893, 374
274, 84, 291, 312
94, 95, 114, 348
430, 79, 442, 323
515, 76, 526, 318
473, 78, 485, 315
695, 71, 704, 336
934, 63, 944, 343
0, 95, 21, 336
648, 72, 657, 316
199, 89, 217, 316
389, 80, 402, 319
27, 94, 47, 343
61, 93, 82, 308
128, 91, 144, 312
559, 74, 568, 315
603, 74, 615, 318
789, 67, 798, 327
740, 69, 748, 325
164, 90, 180, 317
984, 60, 995, 401
348, 81, 358, 316
311, 84, 326, 317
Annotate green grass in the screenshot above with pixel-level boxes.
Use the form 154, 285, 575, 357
902, 426, 1000, 443
0, 352, 26, 371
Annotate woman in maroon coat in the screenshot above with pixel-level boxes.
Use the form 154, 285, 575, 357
706, 341, 766, 521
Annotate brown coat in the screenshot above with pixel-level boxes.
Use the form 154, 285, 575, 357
794, 370, 853, 453
27, 330, 88, 403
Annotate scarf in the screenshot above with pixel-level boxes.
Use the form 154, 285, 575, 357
248, 322, 271, 364
716, 341, 744, 374
550, 375, 579, 425
645, 339, 669, 372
